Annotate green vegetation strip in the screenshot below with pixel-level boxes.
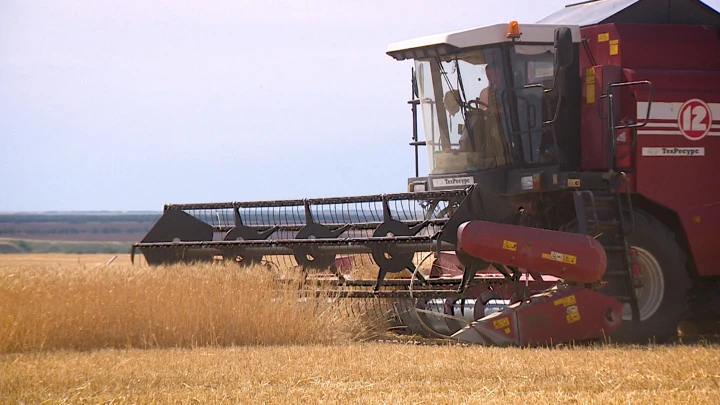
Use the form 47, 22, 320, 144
0, 239, 131, 254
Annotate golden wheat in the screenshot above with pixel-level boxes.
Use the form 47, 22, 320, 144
1, 344, 719, 404
1, 255, 720, 403
0, 257, 370, 352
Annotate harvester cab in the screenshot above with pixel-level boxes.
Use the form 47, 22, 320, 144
389, 22, 580, 195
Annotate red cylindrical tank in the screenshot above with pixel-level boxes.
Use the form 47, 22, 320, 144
456, 221, 607, 283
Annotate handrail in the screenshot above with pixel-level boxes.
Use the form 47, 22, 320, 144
600, 80, 654, 170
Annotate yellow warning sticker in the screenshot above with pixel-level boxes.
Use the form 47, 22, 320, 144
493, 317, 510, 330
566, 312, 581, 323
565, 304, 581, 323
609, 39, 619, 55
585, 68, 595, 104
585, 68, 595, 84
598, 33, 609, 42
554, 294, 577, 307
542, 251, 577, 265
563, 253, 577, 264
502, 240, 517, 251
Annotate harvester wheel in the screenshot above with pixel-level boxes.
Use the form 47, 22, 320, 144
611, 210, 691, 343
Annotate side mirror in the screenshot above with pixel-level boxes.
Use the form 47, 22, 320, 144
554, 27, 573, 68
415, 64, 424, 98
545, 27, 574, 125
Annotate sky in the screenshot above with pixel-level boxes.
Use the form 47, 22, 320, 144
2, 0, 719, 211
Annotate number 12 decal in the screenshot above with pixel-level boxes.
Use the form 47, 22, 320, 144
678, 99, 712, 141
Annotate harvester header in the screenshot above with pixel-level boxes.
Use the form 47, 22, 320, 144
133, 184, 624, 345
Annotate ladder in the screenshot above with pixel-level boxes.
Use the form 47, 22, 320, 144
573, 175, 640, 323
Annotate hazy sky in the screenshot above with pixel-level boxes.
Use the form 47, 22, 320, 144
2, 0, 719, 211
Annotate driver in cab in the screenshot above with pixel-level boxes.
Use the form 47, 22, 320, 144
478, 61, 500, 113
449, 62, 506, 168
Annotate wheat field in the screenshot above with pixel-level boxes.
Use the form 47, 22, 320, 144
1, 254, 719, 404
0, 254, 370, 352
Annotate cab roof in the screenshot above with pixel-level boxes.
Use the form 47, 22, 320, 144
386, 23, 581, 61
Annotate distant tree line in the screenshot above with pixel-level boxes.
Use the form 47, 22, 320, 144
0, 227, 151, 235
0, 239, 132, 254
0, 214, 161, 224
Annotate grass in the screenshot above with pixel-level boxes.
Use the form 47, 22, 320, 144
1, 254, 719, 404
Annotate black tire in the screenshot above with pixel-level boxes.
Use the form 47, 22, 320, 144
610, 210, 692, 343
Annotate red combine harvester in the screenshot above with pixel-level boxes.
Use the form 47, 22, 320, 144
133, 0, 720, 345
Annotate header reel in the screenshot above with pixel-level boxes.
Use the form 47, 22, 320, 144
132, 189, 470, 291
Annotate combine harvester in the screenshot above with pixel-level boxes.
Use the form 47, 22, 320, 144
133, 0, 720, 345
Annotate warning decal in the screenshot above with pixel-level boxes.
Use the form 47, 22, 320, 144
566, 305, 581, 323
493, 317, 510, 330
554, 295, 577, 307
542, 251, 577, 265
554, 295, 581, 323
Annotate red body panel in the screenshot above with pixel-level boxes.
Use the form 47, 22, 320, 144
627, 69, 720, 277
578, 23, 720, 277
456, 221, 607, 284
